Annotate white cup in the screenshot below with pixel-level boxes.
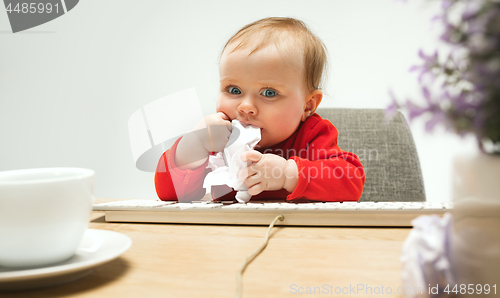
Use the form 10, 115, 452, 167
0, 167, 94, 268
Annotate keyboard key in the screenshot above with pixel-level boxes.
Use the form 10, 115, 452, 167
379, 205, 403, 211
158, 204, 181, 210
238, 204, 262, 210
192, 204, 222, 210
257, 203, 281, 209
357, 205, 381, 210
337, 204, 357, 211
401, 205, 424, 210
278, 204, 299, 210
221, 204, 243, 210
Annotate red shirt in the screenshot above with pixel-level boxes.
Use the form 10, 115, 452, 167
155, 113, 365, 202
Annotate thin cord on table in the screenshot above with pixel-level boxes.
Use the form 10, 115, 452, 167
236, 214, 284, 298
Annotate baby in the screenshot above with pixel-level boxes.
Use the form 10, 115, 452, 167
155, 17, 365, 202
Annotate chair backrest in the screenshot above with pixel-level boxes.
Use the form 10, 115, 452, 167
316, 108, 426, 202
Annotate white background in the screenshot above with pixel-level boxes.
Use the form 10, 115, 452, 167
0, 0, 477, 202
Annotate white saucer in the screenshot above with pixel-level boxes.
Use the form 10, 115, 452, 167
0, 229, 132, 292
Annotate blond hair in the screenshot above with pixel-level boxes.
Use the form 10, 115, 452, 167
220, 17, 328, 93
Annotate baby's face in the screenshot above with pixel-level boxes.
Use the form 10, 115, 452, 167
217, 44, 309, 149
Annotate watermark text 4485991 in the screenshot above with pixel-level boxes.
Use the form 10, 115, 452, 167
3, 0, 79, 33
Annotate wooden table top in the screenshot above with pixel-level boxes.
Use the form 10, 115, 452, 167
2, 199, 412, 298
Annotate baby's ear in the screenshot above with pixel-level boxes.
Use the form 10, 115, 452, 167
301, 90, 323, 121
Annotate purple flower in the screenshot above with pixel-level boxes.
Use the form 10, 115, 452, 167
405, 100, 427, 122
441, 0, 454, 10
440, 22, 459, 44
385, 89, 401, 119
461, 1, 482, 21
410, 49, 439, 83
389, 0, 500, 147
425, 110, 446, 132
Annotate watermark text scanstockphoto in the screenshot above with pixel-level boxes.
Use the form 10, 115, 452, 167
290, 284, 498, 295
256, 146, 375, 181
290, 284, 422, 295
260, 145, 379, 163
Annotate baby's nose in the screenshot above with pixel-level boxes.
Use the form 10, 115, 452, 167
238, 98, 257, 115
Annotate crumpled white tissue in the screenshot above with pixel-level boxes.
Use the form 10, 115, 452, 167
203, 120, 261, 202
400, 213, 455, 298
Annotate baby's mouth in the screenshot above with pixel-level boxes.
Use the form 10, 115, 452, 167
239, 120, 260, 129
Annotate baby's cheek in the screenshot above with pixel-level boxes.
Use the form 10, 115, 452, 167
216, 101, 234, 119
262, 126, 286, 147
276, 118, 297, 134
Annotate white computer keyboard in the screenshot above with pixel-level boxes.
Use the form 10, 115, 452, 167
93, 200, 453, 227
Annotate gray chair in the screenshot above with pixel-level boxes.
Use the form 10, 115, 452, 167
316, 108, 426, 202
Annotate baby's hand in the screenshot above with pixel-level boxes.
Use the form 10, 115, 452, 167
238, 150, 298, 195
193, 112, 232, 153
174, 112, 231, 170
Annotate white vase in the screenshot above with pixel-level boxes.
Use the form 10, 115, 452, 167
451, 152, 500, 297
453, 151, 500, 203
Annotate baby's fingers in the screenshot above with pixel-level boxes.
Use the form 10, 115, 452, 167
238, 164, 260, 182
248, 183, 265, 196
238, 167, 250, 182
217, 112, 230, 121
241, 150, 263, 163
216, 112, 232, 132
242, 171, 262, 188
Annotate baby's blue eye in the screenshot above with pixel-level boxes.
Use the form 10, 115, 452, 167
228, 87, 241, 95
261, 89, 277, 97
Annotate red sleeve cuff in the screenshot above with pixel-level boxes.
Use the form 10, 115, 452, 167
286, 156, 307, 201
155, 137, 209, 201
166, 138, 209, 181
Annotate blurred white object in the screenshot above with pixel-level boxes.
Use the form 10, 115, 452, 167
451, 198, 500, 297
400, 213, 454, 298
0, 168, 94, 268
453, 152, 500, 203
401, 152, 500, 298
204, 120, 261, 202
128, 88, 204, 172
451, 152, 500, 297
